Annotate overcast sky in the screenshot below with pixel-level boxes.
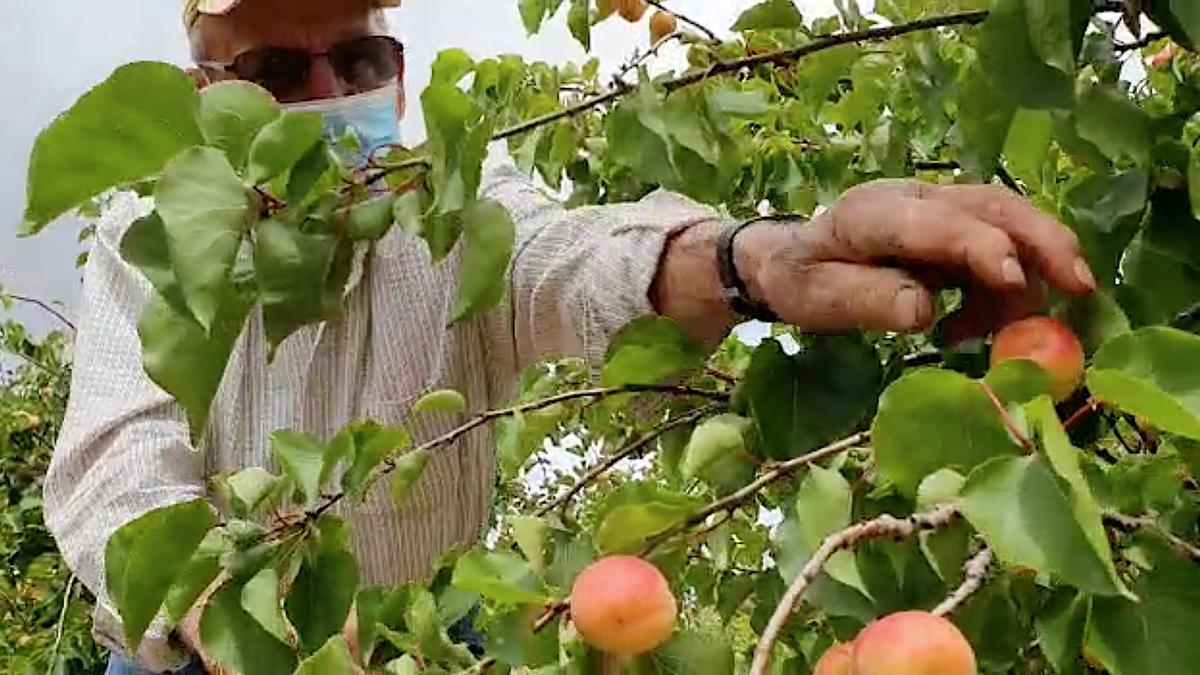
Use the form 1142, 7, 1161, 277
0, 0, 854, 332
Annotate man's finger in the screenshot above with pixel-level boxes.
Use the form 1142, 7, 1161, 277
770, 261, 936, 333
824, 193, 1028, 292
930, 183, 1096, 294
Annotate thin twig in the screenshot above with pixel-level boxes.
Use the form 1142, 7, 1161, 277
612, 32, 684, 86
538, 404, 719, 516
978, 381, 1034, 453
1115, 31, 1168, 53
45, 574, 76, 675
1103, 510, 1200, 563
750, 505, 960, 675
279, 384, 727, 535
644, 0, 720, 43
932, 547, 994, 617
1063, 397, 1102, 431
6, 294, 76, 332
493, 10, 990, 142
642, 431, 871, 554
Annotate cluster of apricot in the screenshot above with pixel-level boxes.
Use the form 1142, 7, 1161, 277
571, 558, 977, 674
603, 0, 678, 44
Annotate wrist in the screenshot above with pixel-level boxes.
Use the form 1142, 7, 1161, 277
724, 216, 802, 322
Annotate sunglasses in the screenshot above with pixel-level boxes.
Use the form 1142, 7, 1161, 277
201, 35, 405, 103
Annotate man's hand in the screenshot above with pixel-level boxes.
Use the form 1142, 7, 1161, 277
652, 179, 1095, 345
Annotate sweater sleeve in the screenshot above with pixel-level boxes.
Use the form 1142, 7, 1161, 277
42, 192, 207, 671
478, 144, 727, 373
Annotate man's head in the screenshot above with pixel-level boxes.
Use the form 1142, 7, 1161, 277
188, 0, 404, 106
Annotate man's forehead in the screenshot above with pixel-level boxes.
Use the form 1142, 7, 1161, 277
184, 0, 400, 26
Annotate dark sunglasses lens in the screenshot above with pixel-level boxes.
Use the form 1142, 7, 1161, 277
233, 49, 310, 100
329, 36, 401, 93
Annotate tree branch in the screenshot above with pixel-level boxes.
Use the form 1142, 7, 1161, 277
932, 546, 994, 617
642, 431, 871, 554
538, 403, 720, 516
1103, 510, 1200, 563
1115, 31, 1168, 53
493, 10, 990, 142
277, 383, 727, 536
6, 293, 76, 332
750, 505, 960, 675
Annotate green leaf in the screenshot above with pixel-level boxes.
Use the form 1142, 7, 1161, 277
916, 469, 966, 511
1003, 108, 1054, 187
155, 147, 252, 332
451, 550, 547, 604
240, 567, 291, 645
383, 655, 420, 675
957, 455, 1130, 597
247, 112, 324, 185
974, 0, 1072, 110
1027, 396, 1129, 596
510, 516, 550, 573
737, 336, 880, 460
163, 528, 230, 626
449, 199, 516, 323
254, 218, 351, 351
341, 423, 411, 498
411, 389, 468, 417
1086, 542, 1200, 675
595, 483, 700, 555
223, 467, 288, 519
1119, 190, 1200, 325
487, 606, 559, 668
271, 431, 331, 508
296, 636, 355, 675
22, 61, 202, 234
286, 516, 360, 654
1075, 82, 1152, 166
1087, 327, 1200, 440
105, 499, 216, 650
345, 194, 398, 241
600, 315, 707, 387
1063, 170, 1147, 280
519, 0, 550, 35
390, 449, 431, 512
197, 81, 281, 172
641, 631, 735, 675
790, 465, 870, 597
873, 369, 1021, 498
983, 359, 1052, 406
568, 0, 590, 50
201, 580, 297, 675
956, 65, 1015, 176
1024, 0, 1085, 73
421, 79, 491, 227
1052, 291, 1132, 356
1035, 589, 1090, 674
680, 414, 752, 481
731, 0, 804, 31
120, 212, 188, 317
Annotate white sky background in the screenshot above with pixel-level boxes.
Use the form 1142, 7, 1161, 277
0, 0, 861, 332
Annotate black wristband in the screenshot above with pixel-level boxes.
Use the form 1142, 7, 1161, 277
717, 214, 799, 323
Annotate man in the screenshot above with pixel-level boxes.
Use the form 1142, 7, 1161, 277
43, 0, 1096, 673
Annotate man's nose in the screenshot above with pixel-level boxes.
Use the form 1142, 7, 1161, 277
305, 55, 346, 100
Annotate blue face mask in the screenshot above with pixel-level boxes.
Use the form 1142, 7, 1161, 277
282, 82, 403, 167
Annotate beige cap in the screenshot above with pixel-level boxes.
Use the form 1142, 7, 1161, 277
184, 0, 401, 26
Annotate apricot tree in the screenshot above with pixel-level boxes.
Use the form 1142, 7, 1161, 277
18, 0, 1200, 673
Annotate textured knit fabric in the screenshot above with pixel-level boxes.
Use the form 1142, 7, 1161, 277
43, 150, 725, 670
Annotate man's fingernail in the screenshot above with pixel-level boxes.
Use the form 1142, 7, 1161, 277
1074, 257, 1097, 290
1002, 256, 1027, 286
895, 288, 921, 327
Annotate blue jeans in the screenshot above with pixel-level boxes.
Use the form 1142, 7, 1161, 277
105, 653, 203, 675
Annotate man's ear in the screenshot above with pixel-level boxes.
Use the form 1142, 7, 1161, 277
186, 67, 213, 91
